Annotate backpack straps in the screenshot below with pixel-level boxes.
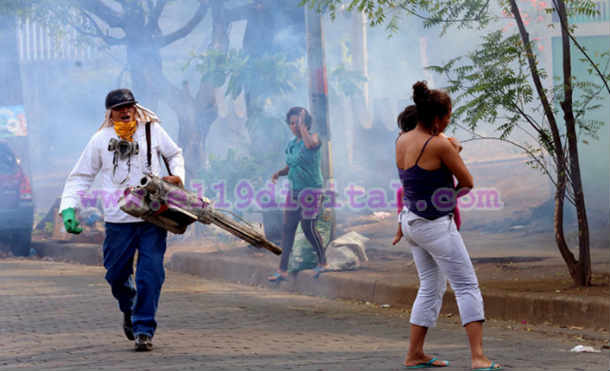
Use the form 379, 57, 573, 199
145, 121, 152, 170
145, 121, 173, 176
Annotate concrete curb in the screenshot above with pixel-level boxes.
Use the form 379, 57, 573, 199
32, 241, 102, 266
31, 241, 609, 331
167, 252, 609, 331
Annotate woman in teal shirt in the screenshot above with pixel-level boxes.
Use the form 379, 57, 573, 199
268, 107, 326, 281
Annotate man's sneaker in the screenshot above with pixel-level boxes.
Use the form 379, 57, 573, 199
123, 312, 135, 340
134, 334, 153, 351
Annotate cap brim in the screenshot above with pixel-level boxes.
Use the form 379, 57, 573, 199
108, 100, 137, 110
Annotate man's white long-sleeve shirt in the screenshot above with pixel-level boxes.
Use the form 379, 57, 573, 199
59, 121, 185, 223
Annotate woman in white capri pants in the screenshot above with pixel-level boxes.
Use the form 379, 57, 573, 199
393, 81, 502, 371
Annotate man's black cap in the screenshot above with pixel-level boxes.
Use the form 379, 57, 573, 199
105, 88, 137, 110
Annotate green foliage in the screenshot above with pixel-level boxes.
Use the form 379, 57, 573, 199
301, 0, 495, 34
244, 112, 291, 158
44, 222, 54, 234
197, 148, 272, 204
301, 0, 406, 33
0, 0, 31, 14
190, 38, 367, 198
565, 0, 602, 18
434, 26, 606, 136
190, 50, 301, 100
14, 0, 122, 51
190, 49, 299, 177
431, 31, 535, 134
430, 26, 607, 169
420, 0, 494, 31
191, 48, 367, 101
329, 64, 368, 98
553, 74, 608, 141
0, 0, 76, 31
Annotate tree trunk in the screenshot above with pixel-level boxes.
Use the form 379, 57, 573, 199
553, 162, 578, 279
509, 0, 588, 286
124, 41, 207, 179
125, 21, 163, 112
156, 0, 230, 183
556, 0, 591, 286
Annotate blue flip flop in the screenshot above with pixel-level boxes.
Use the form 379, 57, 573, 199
267, 273, 286, 282
312, 266, 325, 279
405, 357, 449, 368
473, 361, 503, 371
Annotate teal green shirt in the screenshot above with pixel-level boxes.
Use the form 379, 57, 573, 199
285, 137, 323, 193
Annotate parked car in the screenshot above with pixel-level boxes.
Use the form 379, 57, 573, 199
0, 141, 33, 256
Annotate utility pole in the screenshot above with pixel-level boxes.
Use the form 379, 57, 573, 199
350, 10, 371, 128
349, 10, 371, 166
305, 6, 335, 242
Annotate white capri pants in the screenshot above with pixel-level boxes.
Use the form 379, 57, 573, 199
400, 208, 485, 328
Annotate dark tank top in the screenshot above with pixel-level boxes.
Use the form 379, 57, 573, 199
398, 136, 456, 220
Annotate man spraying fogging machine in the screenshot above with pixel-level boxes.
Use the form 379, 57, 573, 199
59, 89, 280, 353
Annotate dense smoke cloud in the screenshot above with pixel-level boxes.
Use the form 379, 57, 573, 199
1, 0, 607, 236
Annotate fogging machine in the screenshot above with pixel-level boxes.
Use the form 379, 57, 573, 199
118, 174, 281, 255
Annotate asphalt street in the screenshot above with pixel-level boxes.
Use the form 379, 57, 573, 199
0, 259, 607, 370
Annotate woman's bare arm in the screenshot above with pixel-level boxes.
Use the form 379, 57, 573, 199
300, 125, 320, 149
298, 110, 320, 149
272, 165, 289, 183
437, 137, 474, 194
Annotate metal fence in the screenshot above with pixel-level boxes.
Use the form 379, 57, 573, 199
16, 18, 97, 63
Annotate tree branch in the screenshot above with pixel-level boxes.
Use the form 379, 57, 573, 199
575, 65, 608, 120
397, 0, 492, 25
195, 0, 230, 104
62, 8, 125, 46
226, 3, 253, 23
510, 102, 560, 169
158, 0, 208, 47
149, 0, 169, 26
509, 0, 567, 166
514, 119, 543, 143
459, 130, 577, 205
78, 0, 125, 28
510, 101, 544, 133
551, 0, 610, 96
461, 135, 554, 185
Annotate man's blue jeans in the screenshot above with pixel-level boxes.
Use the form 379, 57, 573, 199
103, 222, 167, 337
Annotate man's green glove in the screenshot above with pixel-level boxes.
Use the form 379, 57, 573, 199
61, 208, 83, 234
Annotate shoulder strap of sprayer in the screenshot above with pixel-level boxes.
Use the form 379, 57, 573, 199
145, 121, 173, 176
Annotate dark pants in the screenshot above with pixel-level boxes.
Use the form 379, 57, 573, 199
103, 222, 167, 337
279, 191, 326, 272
